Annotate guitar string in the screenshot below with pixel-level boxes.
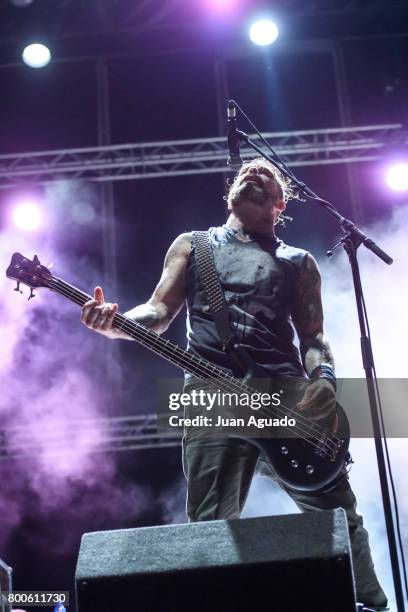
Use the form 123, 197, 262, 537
47, 278, 341, 458
47, 278, 342, 456
114, 315, 341, 455
48, 278, 341, 456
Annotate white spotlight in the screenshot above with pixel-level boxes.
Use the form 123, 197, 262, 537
249, 19, 279, 46
12, 202, 43, 232
22, 43, 51, 69
386, 163, 408, 192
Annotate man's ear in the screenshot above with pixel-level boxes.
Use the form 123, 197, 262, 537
277, 199, 286, 212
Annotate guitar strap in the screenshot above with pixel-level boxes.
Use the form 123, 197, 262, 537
192, 230, 238, 357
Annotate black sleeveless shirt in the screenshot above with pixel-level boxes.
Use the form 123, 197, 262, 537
185, 225, 308, 381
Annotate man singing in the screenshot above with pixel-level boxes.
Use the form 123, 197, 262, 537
81, 158, 388, 610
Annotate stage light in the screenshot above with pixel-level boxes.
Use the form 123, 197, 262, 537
386, 163, 408, 192
10, 0, 33, 6
12, 201, 43, 231
207, 0, 234, 7
22, 43, 51, 69
205, 0, 237, 14
249, 19, 279, 46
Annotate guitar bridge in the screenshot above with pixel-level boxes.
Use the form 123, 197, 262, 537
315, 434, 343, 462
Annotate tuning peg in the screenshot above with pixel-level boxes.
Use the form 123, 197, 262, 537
28, 288, 36, 301
14, 281, 23, 294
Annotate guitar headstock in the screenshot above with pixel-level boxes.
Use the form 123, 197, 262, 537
6, 253, 54, 299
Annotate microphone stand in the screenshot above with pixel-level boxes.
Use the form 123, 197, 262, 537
235, 129, 406, 612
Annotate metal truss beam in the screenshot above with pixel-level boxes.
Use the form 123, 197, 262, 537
0, 124, 405, 189
0, 415, 181, 461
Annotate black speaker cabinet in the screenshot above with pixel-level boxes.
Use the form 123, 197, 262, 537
75, 508, 356, 612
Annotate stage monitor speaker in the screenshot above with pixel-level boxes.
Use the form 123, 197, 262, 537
75, 508, 356, 612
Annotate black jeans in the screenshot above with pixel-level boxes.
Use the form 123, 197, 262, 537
182, 435, 388, 609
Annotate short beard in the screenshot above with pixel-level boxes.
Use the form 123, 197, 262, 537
228, 182, 268, 208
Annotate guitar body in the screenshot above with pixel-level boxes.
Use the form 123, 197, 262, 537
247, 403, 350, 492
226, 347, 351, 492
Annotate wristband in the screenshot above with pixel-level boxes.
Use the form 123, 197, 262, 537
310, 364, 337, 391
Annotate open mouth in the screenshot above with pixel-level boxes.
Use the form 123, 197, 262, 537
244, 176, 263, 188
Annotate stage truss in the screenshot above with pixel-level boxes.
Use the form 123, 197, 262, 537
0, 415, 180, 460
0, 124, 405, 189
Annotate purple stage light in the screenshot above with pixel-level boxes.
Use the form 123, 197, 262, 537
206, 0, 236, 11
386, 163, 408, 192
12, 199, 43, 231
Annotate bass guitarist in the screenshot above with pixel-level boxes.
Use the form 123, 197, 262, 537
81, 158, 388, 611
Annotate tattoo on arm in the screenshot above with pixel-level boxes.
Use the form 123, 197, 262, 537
124, 233, 191, 335
299, 333, 335, 375
292, 254, 335, 375
124, 303, 163, 330
296, 254, 323, 337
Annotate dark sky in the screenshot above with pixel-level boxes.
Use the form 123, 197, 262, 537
0, 0, 407, 608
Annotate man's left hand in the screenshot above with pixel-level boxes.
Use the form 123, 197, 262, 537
296, 378, 337, 424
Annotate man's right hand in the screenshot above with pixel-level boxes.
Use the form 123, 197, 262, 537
81, 286, 123, 339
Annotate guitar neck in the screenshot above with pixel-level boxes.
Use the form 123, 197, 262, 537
49, 277, 228, 383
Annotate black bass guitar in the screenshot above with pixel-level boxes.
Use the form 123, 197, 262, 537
6, 252, 350, 492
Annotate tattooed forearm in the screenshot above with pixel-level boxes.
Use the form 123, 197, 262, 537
300, 332, 335, 376
124, 302, 171, 334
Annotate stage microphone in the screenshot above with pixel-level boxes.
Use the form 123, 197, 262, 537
227, 101, 243, 170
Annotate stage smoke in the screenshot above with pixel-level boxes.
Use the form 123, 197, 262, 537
0, 181, 149, 556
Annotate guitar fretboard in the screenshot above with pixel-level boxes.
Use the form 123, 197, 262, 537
48, 276, 241, 389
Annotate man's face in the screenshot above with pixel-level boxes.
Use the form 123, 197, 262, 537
227, 164, 286, 234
